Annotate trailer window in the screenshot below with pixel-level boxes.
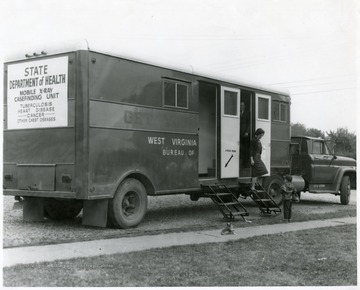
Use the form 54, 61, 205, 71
272, 101, 288, 122
177, 84, 188, 108
163, 80, 189, 109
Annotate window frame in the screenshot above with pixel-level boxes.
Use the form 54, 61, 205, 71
272, 101, 288, 122
163, 79, 190, 109
312, 140, 329, 155
313, 141, 322, 154
223, 89, 239, 117
257, 96, 270, 121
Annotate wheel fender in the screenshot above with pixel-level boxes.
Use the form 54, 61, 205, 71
333, 168, 356, 192
111, 170, 155, 198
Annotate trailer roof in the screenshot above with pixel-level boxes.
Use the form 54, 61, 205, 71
5, 39, 290, 97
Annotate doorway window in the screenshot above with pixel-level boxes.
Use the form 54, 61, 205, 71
224, 90, 238, 116
258, 97, 269, 120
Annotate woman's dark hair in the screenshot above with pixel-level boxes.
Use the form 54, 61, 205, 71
254, 128, 265, 136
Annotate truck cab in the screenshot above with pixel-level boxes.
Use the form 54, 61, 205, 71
290, 136, 356, 204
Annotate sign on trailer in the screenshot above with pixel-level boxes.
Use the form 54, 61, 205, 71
7, 56, 68, 130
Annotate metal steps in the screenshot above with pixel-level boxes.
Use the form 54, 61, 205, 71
246, 183, 282, 215
202, 184, 249, 221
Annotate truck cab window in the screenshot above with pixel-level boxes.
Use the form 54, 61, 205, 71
313, 141, 329, 155
323, 143, 330, 155
313, 141, 322, 154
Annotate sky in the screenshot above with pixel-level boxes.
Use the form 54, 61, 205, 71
0, 0, 358, 134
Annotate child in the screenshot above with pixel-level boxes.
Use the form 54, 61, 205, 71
280, 175, 297, 223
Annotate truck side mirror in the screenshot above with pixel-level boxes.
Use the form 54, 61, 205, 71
290, 143, 300, 155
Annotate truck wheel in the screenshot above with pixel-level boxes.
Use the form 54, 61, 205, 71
108, 178, 148, 229
44, 198, 83, 220
263, 175, 284, 205
340, 175, 351, 205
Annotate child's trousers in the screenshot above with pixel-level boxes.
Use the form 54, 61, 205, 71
283, 200, 292, 220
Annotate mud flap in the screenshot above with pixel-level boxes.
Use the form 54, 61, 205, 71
82, 199, 108, 227
23, 197, 44, 222
13, 201, 24, 210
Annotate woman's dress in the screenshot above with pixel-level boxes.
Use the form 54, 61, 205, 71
249, 138, 268, 177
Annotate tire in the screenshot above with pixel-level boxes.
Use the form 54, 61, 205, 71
340, 175, 351, 205
108, 178, 148, 229
44, 198, 83, 220
190, 192, 201, 201
263, 175, 285, 205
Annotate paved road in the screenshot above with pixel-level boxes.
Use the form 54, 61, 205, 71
3, 216, 356, 268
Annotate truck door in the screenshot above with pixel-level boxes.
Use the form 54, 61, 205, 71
220, 86, 240, 178
312, 140, 337, 184
255, 93, 271, 174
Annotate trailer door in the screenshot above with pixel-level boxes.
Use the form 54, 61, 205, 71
220, 87, 240, 178
255, 93, 271, 175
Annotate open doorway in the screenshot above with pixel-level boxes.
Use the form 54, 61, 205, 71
240, 90, 253, 177
198, 82, 217, 178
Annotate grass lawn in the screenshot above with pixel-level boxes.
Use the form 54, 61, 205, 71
4, 224, 356, 287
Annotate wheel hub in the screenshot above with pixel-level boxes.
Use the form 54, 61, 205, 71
122, 192, 137, 216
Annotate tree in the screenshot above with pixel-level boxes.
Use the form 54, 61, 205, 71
291, 122, 307, 136
291, 123, 325, 138
326, 128, 356, 159
306, 128, 325, 139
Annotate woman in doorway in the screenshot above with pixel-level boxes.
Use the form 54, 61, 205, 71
250, 128, 268, 190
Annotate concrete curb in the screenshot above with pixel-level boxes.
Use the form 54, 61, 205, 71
3, 217, 356, 268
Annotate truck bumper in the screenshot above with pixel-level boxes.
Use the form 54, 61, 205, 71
3, 189, 76, 199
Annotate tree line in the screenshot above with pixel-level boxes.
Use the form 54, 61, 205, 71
291, 123, 356, 159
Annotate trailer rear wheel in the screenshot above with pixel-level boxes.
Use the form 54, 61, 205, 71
263, 175, 284, 205
44, 198, 83, 220
340, 175, 351, 205
108, 178, 148, 228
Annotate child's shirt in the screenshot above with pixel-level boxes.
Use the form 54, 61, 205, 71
280, 181, 297, 201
